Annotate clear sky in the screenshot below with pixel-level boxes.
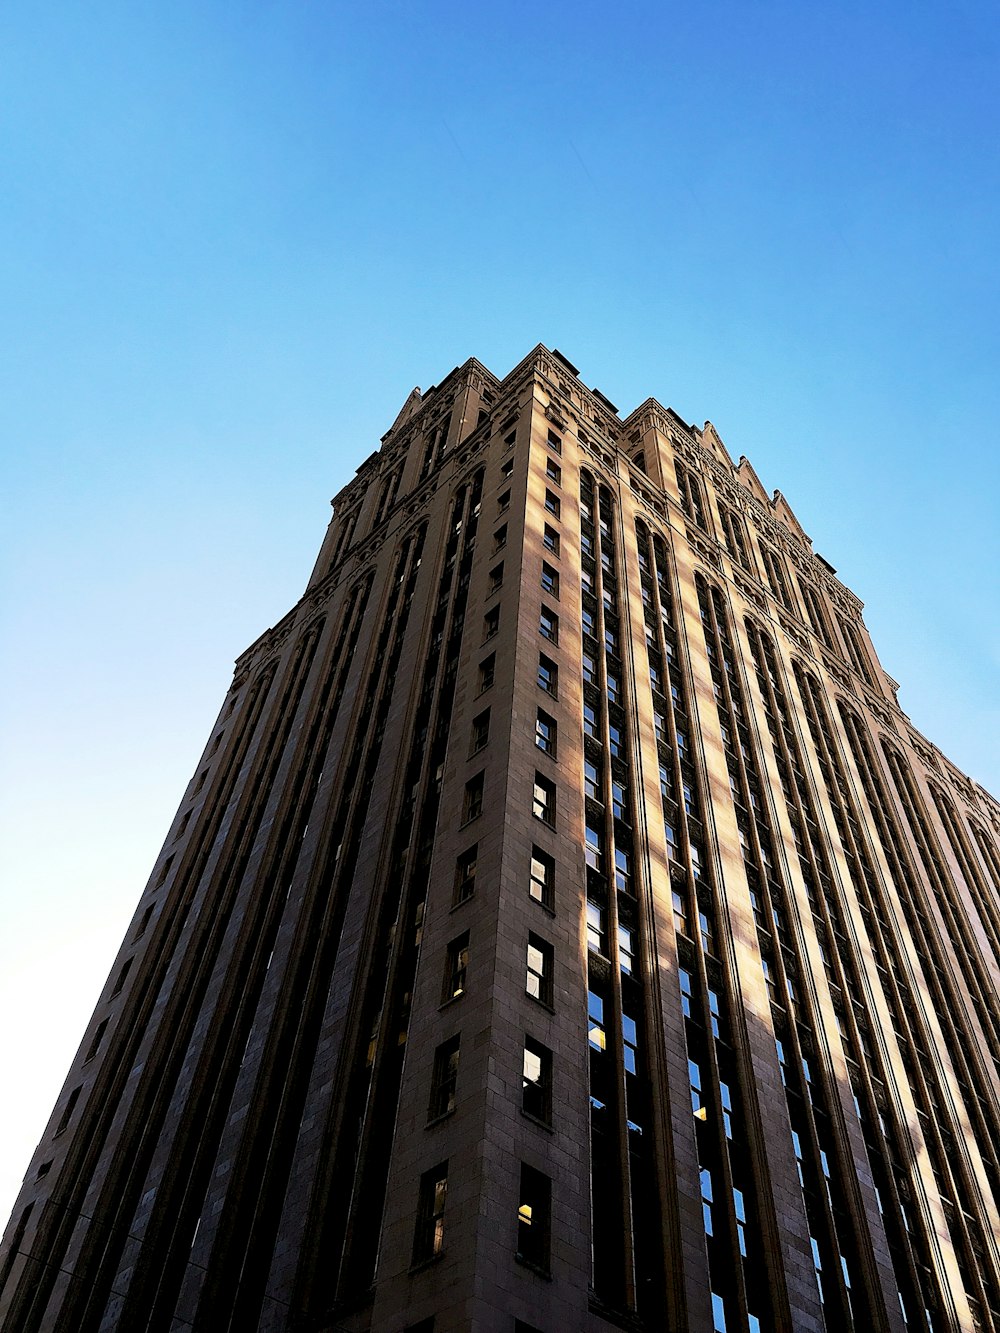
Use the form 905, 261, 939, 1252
1, 0, 998, 1226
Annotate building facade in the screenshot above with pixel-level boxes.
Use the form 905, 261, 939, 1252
2, 345, 999, 1333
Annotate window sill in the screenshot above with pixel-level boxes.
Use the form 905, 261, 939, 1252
520, 1109, 554, 1134
515, 1256, 552, 1280
425, 1109, 456, 1130
409, 1252, 445, 1276
526, 994, 556, 1015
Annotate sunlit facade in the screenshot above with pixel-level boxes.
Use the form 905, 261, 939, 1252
3, 345, 999, 1333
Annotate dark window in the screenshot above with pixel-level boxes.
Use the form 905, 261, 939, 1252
529, 847, 554, 908
500, 456, 514, 479
493, 524, 508, 552
412, 1163, 448, 1263
516, 1164, 551, 1271
522, 1037, 552, 1123
132, 903, 155, 942
428, 1037, 461, 1121
539, 605, 559, 643
544, 489, 560, 518
471, 710, 490, 753
762, 547, 794, 611
84, 1018, 109, 1063
526, 933, 554, 1006
547, 428, 562, 454
498, 489, 511, 513
532, 773, 555, 826
543, 524, 560, 555
535, 709, 556, 756
478, 653, 496, 692
537, 653, 558, 696
405, 1319, 436, 1333
54, 1086, 81, 1136
545, 458, 561, 486
483, 606, 500, 641
463, 773, 484, 823
540, 562, 559, 597
675, 461, 707, 528
455, 846, 478, 904
444, 933, 470, 1001
111, 957, 133, 997
489, 562, 504, 592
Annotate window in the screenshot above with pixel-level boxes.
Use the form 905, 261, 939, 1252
540, 562, 559, 597
679, 967, 693, 1017
612, 780, 628, 823
588, 991, 606, 1050
547, 428, 562, 454
529, 847, 554, 908
478, 654, 496, 692
526, 933, 554, 1006
536, 653, 557, 696
532, 773, 555, 825
500, 456, 514, 479
522, 1037, 552, 1123
483, 606, 500, 641
584, 824, 603, 871
608, 723, 622, 758
605, 671, 620, 704
493, 524, 508, 552
582, 605, 597, 637
428, 1037, 460, 1121
535, 709, 556, 756
545, 457, 561, 485
762, 547, 794, 610
544, 489, 560, 518
543, 524, 560, 555
539, 605, 559, 643
463, 773, 484, 823
614, 847, 631, 895
444, 933, 470, 1001
54, 1086, 81, 1137
489, 562, 504, 593
498, 489, 511, 513
583, 651, 598, 685
111, 958, 133, 997
584, 759, 601, 801
675, 461, 707, 528
618, 924, 635, 975
516, 1164, 551, 1271
583, 703, 599, 739
622, 1013, 638, 1074
586, 899, 605, 954
412, 1163, 448, 1264
471, 710, 490, 753
84, 1018, 109, 1063
454, 846, 478, 904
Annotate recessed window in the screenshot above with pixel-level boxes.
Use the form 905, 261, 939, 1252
516, 1164, 551, 1272
54, 1086, 81, 1137
588, 991, 606, 1051
483, 606, 500, 641
583, 703, 599, 739
412, 1163, 448, 1264
532, 773, 556, 826
586, 899, 605, 954
540, 562, 559, 597
500, 456, 515, 479
478, 653, 496, 692
529, 847, 554, 909
584, 825, 603, 871
489, 562, 504, 593
583, 651, 598, 685
463, 773, 484, 823
618, 924, 636, 975
535, 709, 556, 757
612, 779, 628, 822
539, 606, 559, 643
498, 490, 511, 513
544, 490, 560, 518
454, 846, 478, 904
584, 758, 601, 801
84, 1018, 109, 1063
493, 524, 508, 552
428, 1036, 461, 1121
132, 903, 155, 942
615, 847, 632, 895
582, 605, 597, 637
543, 524, 560, 556
622, 1012, 639, 1074
111, 957, 133, 998
537, 653, 558, 697
444, 932, 470, 1001
547, 428, 562, 454
526, 933, 554, 1006
471, 710, 490, 753
606, 671, 620, 703
545, 458, 561, 486
522, 1037, 553, 1124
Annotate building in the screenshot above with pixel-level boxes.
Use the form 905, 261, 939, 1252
2, 344, 999, 1333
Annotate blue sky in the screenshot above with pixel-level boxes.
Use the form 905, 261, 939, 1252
1, 1, 998, 1223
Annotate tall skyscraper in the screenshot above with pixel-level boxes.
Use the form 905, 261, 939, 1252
2, 345, 998, 1333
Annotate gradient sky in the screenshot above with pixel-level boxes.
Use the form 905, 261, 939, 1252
1, 0, 998, 1225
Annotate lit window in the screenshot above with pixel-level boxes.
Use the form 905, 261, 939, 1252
412, 1163, 448, 1263
516, 1164, 551, 1272
588, 991, 606, 1051
618, 924, 635, 975
428, 1037, 460, 1121
586, 900, 605, 954
444, 933, 469, 1000
522, 1037, 552, 1122
529, 848, 554, 908
526, 934, 553, 1006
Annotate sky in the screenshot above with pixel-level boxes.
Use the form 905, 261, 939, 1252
1, 0, 998, 1227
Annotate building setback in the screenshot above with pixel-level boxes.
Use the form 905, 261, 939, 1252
2, 344, 999, 1333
